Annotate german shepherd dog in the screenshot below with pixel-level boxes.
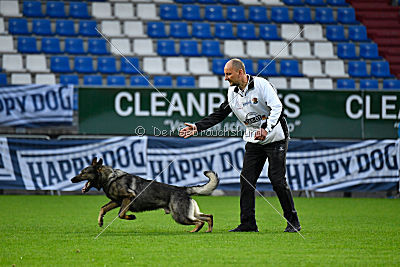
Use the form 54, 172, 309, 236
71, 158, 219, 233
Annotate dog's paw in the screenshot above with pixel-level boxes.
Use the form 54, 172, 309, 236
98, 219, 103, 227
126, 214, 136, 220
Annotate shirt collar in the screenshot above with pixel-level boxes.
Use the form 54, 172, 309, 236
234, 75, 254, 96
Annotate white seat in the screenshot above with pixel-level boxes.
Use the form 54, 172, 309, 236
222, 77, 230, 88
101, 21, 122, 37
0, 1, 21, 16
11, 73, 31, 85
269, 41, 292, 58
133, 39, 156, 56
281, 24, 303, 41
35, 74, 56, 85
224, 40, 246, 58
26, 55, 49, 73
2, 54, 24, 72
110, 38, 133, 55
260, 0, 283, 5
302, 60, 325, 77
268, 77, 288, 89
303, 25, 325, 41
325, 60, 348, 77
110, 0, 128, 1
153, 0, 174, 2
124, 21, 145, 37
240, 0, 262, 4
246, 41, 267, 58
143, 57, 165, 75
0, 18, 6, 34
199, 76, 219, 88
314, 42, 336, 59
114, 3, 135, 19
137, 4, 158, 20
0, 36, 15, 52
313, 78, 333, 90
290, 78, 310, 89
292, 42, 314, 59
166, 57, 189, 75
92, 2, 113, 18
189, 58, 211, 75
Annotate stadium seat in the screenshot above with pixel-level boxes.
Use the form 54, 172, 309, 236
246, 41, 267, 58
84, 75, 103, 86
337, 43, 358, 59
249, 6, 269, 23
383, 80, 400, 90
325, 60, 348, 77
50, 56, 71, 73
192, 23, 212, 39
268, 77, 288, 89
177, 76, 196, 87
212, 59, 229, 75
60, 74, 79, 85
98, 57, 118, 74
292, 42, 313, 58
157, 40, 178, 56
280, 60, 302, 76
202, 40, 223, 57
154, 76, 173, 87
315, 7, 335, 24
348, 26, 369, 42
336, 79, 355, 89
130, 76, 150, 87
11, 74, 31, 85
302, 60, 325, 77
74, 57, 95, 74
8, 18, 29, 35
197, 0, 216, 4
269, 41, 291, 58
0, 36, 15, 53
224, 40, 246, 58
227, 6, 246, 22
160, 4, 179, 20
359, 43, 380, 59
180, 40, 200, 56
17, 37, 38, 54
215, 23, 235, 39
170, 22, 190, 38
46, 1, 66, 18
88, 39, 108, 55
199, 76, 219, 88
124, 21, 145, 37
237, 24, 257, 40
114, 3, 135, 19
175, 0, 196, 3
360, 79, 379, 90
0, 1, 21, 17
314, 42, 336, 59
313, 78, 333, 89
134, 39, 156, 56
121, 57, 141, 74
110, 38, 133, 56
35, 74, 56, 85
27, 55, 48, 72
258, 60, 278, 76
92, 2, 113, 19
41, 38, 61, 54
189, 58, 211, 75
219, 0, 239, 4
101, 21, 122, 37
327, 0, 349, 6
204, 6, 225, 21
107, 76, 126, 86
326, 25, 347, 41
166, 57, 189, 75
55, 20, 76, 36
32, 19, 52, 36
281, 24, 303, 41
147, 22, 167, 38
306, 0, 326, 5
259, 24, 281, 40
143, 57, 165, 75
0, 73, 8, 85
65, 38, 85, 55
337, 8, 357, 24
271, 7, 291, 23
79, 21, 99, 37
182, 5, 202, 21
289, 78, 310, 89
348, 61, 369, 78
370, 61, 393, 78
293, 7, 313, 24
23, 1, 44, 17
69, 2, 90, 19
242, 59, 256, 75
303, 25, 324, 41
137, 4, 158, 20
283, 0, 305, 5
0, 18, 5, 34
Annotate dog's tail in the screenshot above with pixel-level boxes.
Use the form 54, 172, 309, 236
186, 171, 219, 196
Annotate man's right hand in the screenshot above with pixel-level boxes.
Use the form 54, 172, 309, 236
179, 123, 198, 139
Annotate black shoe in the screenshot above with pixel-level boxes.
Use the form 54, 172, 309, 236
284, 223, 301, 233
229, 226, 259, 232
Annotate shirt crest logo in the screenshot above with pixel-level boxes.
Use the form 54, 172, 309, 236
252, 98, 258, 104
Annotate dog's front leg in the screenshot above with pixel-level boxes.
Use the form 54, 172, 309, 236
98, 201, 119, 227
118, 197, 136, 220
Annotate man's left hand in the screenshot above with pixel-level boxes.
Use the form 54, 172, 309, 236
254, 128, 267, 141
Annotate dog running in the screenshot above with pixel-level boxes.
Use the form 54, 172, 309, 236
71, 158, 219, 233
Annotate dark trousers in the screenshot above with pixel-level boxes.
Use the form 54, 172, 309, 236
239, 140, 299, 228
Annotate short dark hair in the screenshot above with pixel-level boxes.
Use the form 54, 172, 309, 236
228, 58, 246, 73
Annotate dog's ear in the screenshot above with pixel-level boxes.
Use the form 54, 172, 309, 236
97, 158, 103, 167
91, 157, 97, 166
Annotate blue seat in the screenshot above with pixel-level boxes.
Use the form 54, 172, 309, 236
383, 80, 400, 90
157, 40, 178, 56
192, 23, 212, 39
147, 22, 167, 38
50, 56, 71, 73
88, 39, 109, 55
242, 59, 255, 75
41, 38, 61, 54
202, 40, 223, 57
170, 22, 190, 38
348, 61, 369, 78
154, 76, 173, 87
107, 76, 126, 86
65, 38, 85, 54
212, 59, 229, 75
315, 7, 336, 24
177, 76, 195, 87
219, 0, 239, 4
327, 0, 349, 5
326, 25, 347, 41
337, 8, 357, 24
293, 8, 313, 24
0, 73, 8, 86
371, 61, 393, 78
79, 21, 99, 36
60, 74, 79, 85
182, 5, 201, 21
160, 4, 179, 20
46, 1, 66, 18
283, 0, 304, 5
360, 79, 379, 90
23, 1, 44, 17
305, 0, 326, 5
84, 75, 103, 86
271, 7, 291, 23
349, 26, 369, 42
55, 20, 76, 36
237, 24, 257, 40
249, 6, 269, 23
227, 6, 246, 22
17, 37, 39, 53
175, 0, 195, 3
98, 57, 118, 74
337, 43, 358, 59
204, 6, 225, 22
336, 79, 355, 89
197, 0, 216, 3
257, 60, 278, 76
32, 19, 52, 35
360, 43, 380, 59
69, 2, 90, 19
130, 76, 150, 87
180, 40, 200, 56
8, 18, 29, 35
74, 57, 95, 74
259, 24, 281, 40
214, 23, 235, 39
280, 60, 302, 77
121, 57, 141, 74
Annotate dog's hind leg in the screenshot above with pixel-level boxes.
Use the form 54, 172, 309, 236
98, 201, 119, 227
118, 197, 136, 221
191, 199, 214, 233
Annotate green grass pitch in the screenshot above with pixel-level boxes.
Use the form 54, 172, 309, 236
0, 195, 399, 266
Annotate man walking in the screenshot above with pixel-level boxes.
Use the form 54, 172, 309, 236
179, 59, 301, 233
